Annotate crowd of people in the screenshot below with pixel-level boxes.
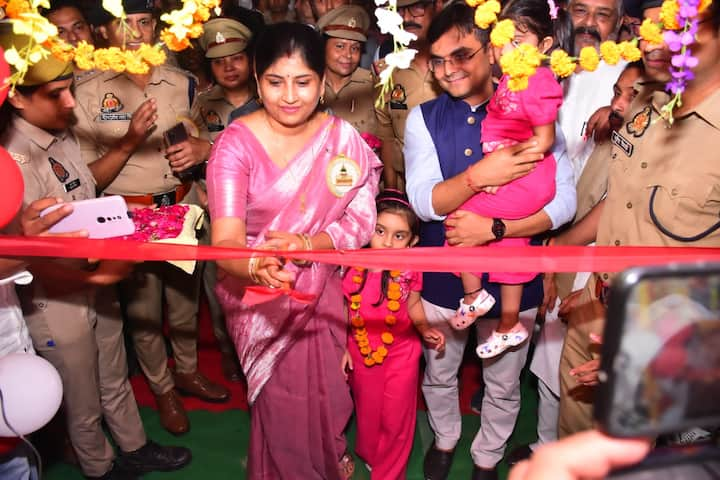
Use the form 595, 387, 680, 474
0, 0, 718, 478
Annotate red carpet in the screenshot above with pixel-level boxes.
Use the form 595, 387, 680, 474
129, 297, 483, 415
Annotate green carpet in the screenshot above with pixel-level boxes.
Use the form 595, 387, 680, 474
43, 371, 538, 479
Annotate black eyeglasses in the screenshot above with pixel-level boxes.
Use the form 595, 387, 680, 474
428, 47, 483, 72
397, 1, 431, 17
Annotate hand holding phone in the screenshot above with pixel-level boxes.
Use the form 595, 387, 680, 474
39, 196, 135, 239
163, 122, 189, 147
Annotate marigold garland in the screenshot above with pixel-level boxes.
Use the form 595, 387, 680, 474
349, 267, 403, 367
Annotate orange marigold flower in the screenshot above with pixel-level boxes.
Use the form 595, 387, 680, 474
6, 0, 30, 18
363, 356, 375, 367
351, 316, 364, 328
377, 345, 388, 357
355, 328, 367, 336
389, 270, 401, 277
699, 0, 711, 12
160, 28, 191, 52
385, 315, 396, 326
355, 267, 365, 272
350, 294, 362, 303
387, 282, 401, 291
360, 346, 371, 355
352, 275, 363, 283
387, 290, 401, 300
381, 332, 394, 345
188, 23, 204, 39
357, 338, 369, 348
371, 351, 384, 364
193, 6, 210, 22
387, 300, 400, 312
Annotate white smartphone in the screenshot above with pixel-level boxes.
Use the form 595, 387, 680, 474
40, 196, 136, 238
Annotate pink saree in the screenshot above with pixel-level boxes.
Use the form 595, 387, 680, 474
207, 114, 381, 479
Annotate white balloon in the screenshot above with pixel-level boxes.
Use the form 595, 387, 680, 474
0, 353, 63, 436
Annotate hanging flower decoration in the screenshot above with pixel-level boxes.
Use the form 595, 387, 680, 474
374, 0, 417, 108
0, 0, 221, 89
349, 267, 404, 367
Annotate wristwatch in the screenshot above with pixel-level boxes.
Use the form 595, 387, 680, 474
492, 218, 506, 240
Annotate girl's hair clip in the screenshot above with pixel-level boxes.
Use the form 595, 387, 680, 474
548, 0, 558, 19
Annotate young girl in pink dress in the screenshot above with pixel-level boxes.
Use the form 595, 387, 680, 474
342, 190, 445, 479
451, 0, 563, 359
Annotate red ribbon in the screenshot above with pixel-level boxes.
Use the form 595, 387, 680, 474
242, 285, 317, 305
1, 236, 719, 273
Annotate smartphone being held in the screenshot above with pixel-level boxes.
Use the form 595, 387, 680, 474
39, 195, 135, 239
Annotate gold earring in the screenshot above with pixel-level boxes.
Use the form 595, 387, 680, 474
319, 95, 325, 104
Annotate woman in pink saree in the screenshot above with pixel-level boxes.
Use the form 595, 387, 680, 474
207, 23, 381, 479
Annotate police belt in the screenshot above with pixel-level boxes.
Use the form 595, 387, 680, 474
121, 182, 191, 207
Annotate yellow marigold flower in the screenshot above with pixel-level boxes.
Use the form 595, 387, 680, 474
507, 75, 529, 92
474, 0, 500, 29
188, 22, 204, 39
351, 316, 364, 328
6, 0, 31, 18
377, 345, 388, 357
381, 332, 394, 345
466, 0, 484, 7
384, 314, 396, 326
350, 302, 361, 310
699, 0, 711, 12
599, 41, 621, 65
387, 300, 400, 312
618, 41, 642, 62
578, 46, 599, 72
94, 46, 126, 72
363, 356, 375, 367
137, 44, 166, 66
371, 351, 384, 364
125, 52, 150, 74
639, 18, 663, 45
659, 0, 680, 29
160, 28, 191, 52
50, 41, 75, 62
74, 40, 95, 70
549, 49, 575, 78
490, 19, 515, 47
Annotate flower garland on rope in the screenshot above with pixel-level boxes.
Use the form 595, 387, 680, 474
349, 267, 403, 367
373, 0, 418, 108
461, 0, 713, 124
1, 0, 220, 90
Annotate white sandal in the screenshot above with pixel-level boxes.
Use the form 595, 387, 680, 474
449, 289, 496, 330
476, 325, 529, 358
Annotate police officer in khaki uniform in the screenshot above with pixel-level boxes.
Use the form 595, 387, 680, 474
557, 1, 720, 437
373, 0, 443, 190
73, 0, 229, 436
317, 5, 378, 136
0, 27, 191, 479
197, 17, 260, 141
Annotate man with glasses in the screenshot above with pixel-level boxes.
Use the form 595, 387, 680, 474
373, 0, 443, 191
403, 3, 575, 479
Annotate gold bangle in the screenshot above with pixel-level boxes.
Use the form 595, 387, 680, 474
248, 255, 260, 284
292, 233, 313, 267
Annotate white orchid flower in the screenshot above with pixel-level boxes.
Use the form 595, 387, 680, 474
31, 0, 51, 9
384, 48, 417, 69
375, 8, 403, 35
374, 0, 389, 6
4, 48, 28, 73
393, 28, 417, 46
13, 14, 58, 44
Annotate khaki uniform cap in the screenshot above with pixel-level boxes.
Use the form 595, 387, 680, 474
0, 26, 73, 86
199, 18, 253, 59
397, 0, 428, 7
317, 5, 369, 43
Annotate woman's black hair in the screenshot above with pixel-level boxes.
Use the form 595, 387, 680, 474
499, 0, 554, 43
0, 84, 40, 135
350, 189, 420, 307
254, 22, 325, 78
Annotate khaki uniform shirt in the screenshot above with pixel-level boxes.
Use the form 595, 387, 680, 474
324, 68, 377, 135
73, 65, 202, 196
197, 85, 261, 142
374, 59, 442, 172
1, 115, 97, 327
596, 87, 720, 284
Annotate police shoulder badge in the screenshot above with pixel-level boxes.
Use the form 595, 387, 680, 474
48, 157, 69, 183
99, 92, 131, 121
626, 106, 652, 138
326, 154, 361, 197
389, 84, 407, 110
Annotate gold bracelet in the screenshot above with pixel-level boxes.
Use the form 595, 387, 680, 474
292, 233, 313, 267
248, 255, 260, 284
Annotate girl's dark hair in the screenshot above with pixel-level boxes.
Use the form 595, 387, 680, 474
254, 22, 325, 78
499, 0, 554, 43
351, 189, 420, 306
551, 8, 574, 54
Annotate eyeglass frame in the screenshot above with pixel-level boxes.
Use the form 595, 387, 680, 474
397, 1, 432, 17
428, 46, 484, 73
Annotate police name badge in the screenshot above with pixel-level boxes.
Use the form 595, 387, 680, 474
611, 130, 633, 157
326, 154, 360, 197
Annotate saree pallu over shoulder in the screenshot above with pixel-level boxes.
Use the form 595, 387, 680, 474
207, 115, 382, 403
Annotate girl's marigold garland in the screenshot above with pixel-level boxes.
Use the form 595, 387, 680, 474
465, 0, 713, 122
349, 267, 403, 367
